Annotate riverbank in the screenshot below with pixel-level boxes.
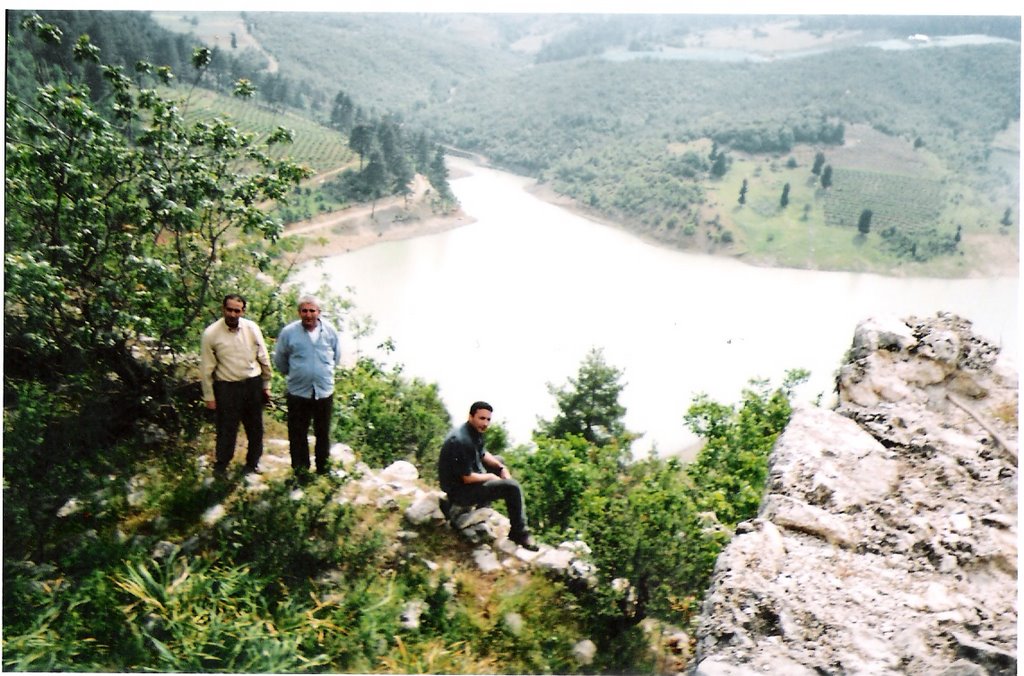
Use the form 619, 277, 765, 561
285, 160, 1017, 279
284, 207, 475, 262
281, 169, 476, 262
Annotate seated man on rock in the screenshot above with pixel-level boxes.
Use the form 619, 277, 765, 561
437, 401, 539, 551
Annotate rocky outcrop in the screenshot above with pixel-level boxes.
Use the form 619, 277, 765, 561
694, 313, 1017, 675
347, 459, 599, 585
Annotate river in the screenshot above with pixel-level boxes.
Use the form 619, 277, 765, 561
298, 157, 1018, 459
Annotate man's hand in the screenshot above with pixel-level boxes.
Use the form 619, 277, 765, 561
205, 399, 217, 410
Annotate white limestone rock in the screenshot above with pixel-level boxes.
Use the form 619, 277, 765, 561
694, 313, 1017, 675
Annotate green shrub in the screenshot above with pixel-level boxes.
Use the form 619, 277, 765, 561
333, 356, 451, 478
685, 369, 809, 525
219, 478, 384, 585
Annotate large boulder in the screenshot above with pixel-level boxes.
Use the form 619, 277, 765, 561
694, 313, 1017, 675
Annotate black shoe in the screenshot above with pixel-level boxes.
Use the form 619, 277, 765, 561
213, 464, 229, 479
439, 497, 452, 521
316, 466, 329, 476
511, 531, 539, 551
243, 465, 262, 475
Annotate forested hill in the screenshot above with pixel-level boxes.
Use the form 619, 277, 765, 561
150, 11, 1019, 275
8, 11, 1019, 274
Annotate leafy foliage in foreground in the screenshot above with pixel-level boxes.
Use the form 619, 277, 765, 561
4, 14, 310, 563
510, 350, 808, 668
2, 447, 588, 672
333, 356, 452, 481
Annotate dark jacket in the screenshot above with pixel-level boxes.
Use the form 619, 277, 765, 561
437, 422, 485, 496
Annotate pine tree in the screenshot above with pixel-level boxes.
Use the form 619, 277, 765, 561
711, 152, 728, 178
537, 347, 632, 446
858, 209, 873, 235
820, 165, 833, 189
427, 146, 453, 201
811, 151, 825, 176
738, 179, 748, 205
780, 183, 790, 208
348, 124, 374, 169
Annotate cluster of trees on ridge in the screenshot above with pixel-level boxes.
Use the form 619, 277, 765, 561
324, 94, 456, 214
4, 16, 807, 672
5, 10, 303, 113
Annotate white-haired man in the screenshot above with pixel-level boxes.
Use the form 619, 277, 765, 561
273, 295, 343, 477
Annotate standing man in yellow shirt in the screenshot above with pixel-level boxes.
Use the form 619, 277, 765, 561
200, 293, 273, 477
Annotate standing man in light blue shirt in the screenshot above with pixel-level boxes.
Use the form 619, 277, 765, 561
274, 294, 343, 477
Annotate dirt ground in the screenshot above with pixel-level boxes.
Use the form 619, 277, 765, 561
281, 173, 474, 261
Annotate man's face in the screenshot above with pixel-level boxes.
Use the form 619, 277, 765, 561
468, 408, 492, 434
222, 298, 245, 329
298, 302, 320, 330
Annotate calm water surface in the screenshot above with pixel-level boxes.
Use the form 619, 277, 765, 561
300, 158, 1018, 459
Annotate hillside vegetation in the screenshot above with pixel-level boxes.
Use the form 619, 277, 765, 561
149, 11, 1020, 276
4, 16, 808, 672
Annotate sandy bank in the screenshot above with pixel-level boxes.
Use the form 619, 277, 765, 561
281, 170, 476, 261
285, 209, 475, 262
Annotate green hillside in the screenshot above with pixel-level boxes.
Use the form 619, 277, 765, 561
217, 12, 1020, 276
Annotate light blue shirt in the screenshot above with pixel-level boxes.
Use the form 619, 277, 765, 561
273, 319, 342, 399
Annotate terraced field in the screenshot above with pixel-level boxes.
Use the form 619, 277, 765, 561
824, 168, 945, 231
179, 88, 354, 174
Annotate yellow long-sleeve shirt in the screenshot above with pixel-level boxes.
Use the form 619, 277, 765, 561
199, 317, 273, 402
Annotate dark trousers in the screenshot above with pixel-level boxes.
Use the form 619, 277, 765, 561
286, 393, 333, 472
213, 376, 264, 470
449, 479, 529, 536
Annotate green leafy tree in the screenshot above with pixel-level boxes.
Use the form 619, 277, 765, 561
710, 151, 728, 178
537, 347, 634, 446
385, 143, 415, 199
412, 131, 433, 172
4, 15, 311, 557
506, 435, 601, 537
573, 457, 704, 626
428, 145, 452, 196
363, 147, 389, 215
684, 369, 808, 526
348, 123, 374, 169
332, 356, 451, 476
426, 145, 458, 213
330, 90, 355, 133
